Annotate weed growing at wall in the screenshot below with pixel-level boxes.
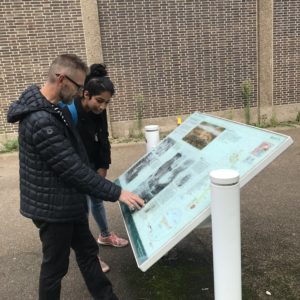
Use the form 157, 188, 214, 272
129, 93, 145, 139
241, 80, 252, 124
0, 139, 18, 153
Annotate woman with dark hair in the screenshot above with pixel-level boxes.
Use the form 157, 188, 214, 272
64, 64, 128, 273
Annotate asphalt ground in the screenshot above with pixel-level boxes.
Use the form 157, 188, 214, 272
0, 127, 299, 299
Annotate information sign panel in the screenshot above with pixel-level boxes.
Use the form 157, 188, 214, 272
115, 112, 293, 271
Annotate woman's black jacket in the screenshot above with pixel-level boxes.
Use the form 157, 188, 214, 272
66, 98, 111, 171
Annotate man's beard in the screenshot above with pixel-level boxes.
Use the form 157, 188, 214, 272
59, 87, 73, 104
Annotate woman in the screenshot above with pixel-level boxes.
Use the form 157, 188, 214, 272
65, 64, 128, 272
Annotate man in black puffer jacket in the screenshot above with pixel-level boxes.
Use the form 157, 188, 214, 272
7, 54, 144, 300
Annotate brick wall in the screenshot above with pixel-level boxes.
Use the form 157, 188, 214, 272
1, 1, 299, 137
97, 0, 257, 122
273, 0, 300, 105
0, 0, 86, 134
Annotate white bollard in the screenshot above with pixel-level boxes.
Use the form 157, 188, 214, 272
145, 125, 160, 153
210, 169, 241, 300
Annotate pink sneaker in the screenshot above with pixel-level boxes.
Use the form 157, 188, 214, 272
97, 232, 129, 248
98, 256, 110, 273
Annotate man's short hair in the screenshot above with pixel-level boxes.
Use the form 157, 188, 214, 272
48, 54, 88, 81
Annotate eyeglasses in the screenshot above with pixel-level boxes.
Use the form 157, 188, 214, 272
56, 73, 84, 93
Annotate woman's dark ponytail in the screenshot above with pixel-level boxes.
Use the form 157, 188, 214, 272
84, 64, 115, 97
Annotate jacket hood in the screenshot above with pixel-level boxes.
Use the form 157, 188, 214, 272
7, 85, 53, 123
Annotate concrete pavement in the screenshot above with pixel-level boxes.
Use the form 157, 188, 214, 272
0, 127, 299, 299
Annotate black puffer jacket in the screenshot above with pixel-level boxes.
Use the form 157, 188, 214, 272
65, 98, 111, 170
7, 85, 121, 222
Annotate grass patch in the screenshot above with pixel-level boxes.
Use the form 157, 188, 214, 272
254, 120, 299, 129
0, 139, 18, 153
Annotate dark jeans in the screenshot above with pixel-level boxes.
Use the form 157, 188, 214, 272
33, 218, 118, 300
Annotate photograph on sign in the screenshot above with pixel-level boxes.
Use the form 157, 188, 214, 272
115, 112, 293, 271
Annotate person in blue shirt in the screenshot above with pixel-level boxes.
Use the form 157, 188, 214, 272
64, 64, 128, 272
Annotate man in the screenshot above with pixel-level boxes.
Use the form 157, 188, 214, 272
7, 54, 144, 300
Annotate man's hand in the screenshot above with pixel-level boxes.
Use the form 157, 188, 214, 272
119, 190, 145, 211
